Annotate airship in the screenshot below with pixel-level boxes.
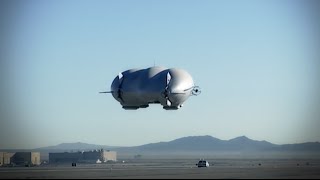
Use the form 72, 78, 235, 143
100, 66, 201, 110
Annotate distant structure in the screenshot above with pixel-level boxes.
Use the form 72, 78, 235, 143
49, 149, 117, 163
0, 152, 14, 166
0, 152, 40, 166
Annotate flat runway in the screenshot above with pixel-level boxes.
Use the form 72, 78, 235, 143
1, 158, 320, 179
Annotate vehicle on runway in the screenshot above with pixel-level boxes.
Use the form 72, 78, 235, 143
100, 66, 201, 110
196, 160, 209, 167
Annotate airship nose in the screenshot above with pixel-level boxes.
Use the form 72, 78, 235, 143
164, 69, 195, 106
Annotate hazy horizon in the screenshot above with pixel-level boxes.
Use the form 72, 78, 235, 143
1, 134, 320, 150
1, 0, 320, 149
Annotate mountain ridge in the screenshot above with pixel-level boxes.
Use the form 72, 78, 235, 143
29, 135, 320, 153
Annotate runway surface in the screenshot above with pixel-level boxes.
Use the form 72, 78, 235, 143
1, 158, 320, 179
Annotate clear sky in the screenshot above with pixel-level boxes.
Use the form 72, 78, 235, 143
1, 0, 319, 149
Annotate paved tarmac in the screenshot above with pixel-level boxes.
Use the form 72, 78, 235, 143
1, 158, 320, 179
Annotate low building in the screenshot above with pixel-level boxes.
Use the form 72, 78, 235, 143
49, 149, 117, 163
49, 152, 83, 163
11, 152, 41, 166
103, 150, 117, 162
0, 152, 15, 166
0, 152, 40, 166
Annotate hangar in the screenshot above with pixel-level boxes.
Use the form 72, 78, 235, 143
0, 152, 40, 166
49, 149, 117, 163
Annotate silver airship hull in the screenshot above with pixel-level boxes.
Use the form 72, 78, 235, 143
103, 66, 200, 110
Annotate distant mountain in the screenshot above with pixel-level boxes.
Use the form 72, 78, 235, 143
32, 136, 320, 154
278, 142, 320, 151
36, 142, 119, 151
225, 136, 277, 151
118, 135, 279, 152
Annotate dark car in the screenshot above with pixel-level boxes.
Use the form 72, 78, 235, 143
196, 160, 209, 167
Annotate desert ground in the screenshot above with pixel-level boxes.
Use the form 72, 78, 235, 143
1, 158, 320, 179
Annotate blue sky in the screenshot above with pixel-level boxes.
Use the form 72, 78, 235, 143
1, 0, 319, 149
